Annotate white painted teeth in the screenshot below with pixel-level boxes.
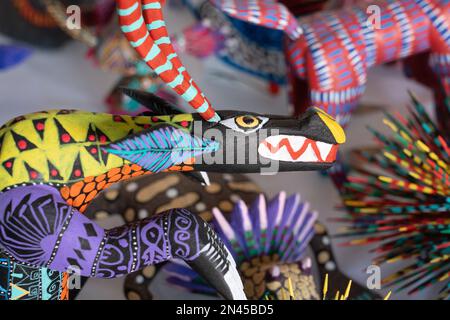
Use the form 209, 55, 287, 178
258, 135, 334, 162
302, 144, 318, 162
287, 135, 306, 147
316, 141, 333, 160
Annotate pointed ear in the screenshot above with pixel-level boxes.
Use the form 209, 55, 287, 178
102, 124, 218, 173
120, 87, 184, 115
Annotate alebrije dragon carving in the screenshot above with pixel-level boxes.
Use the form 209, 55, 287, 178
162, 192, 382, 300
0, 0, 345, 300
204, 0, 450, 131
166, 192, 322, 300
81, 174, 381, 300
80, 172, 379, 300
81, 173, 379, 300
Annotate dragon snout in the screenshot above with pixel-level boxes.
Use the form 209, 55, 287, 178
298, 107, 346, 144
258, 107, 346, 164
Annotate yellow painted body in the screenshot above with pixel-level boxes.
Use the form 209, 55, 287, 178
0, 109, 193, 191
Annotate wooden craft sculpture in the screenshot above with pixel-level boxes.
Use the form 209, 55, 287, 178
163, 192, 382, 300
86, 172, 263, 299
208, 0, 450, 130
179, 0, 332, 94
335, 94, 450, 299
86, 173, 379, 300
42, 0, 176, 115
0, 0, 345, 300
163, 191, 323, 300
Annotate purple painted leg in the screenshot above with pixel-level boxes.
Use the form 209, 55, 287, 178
0, 185, 246, 300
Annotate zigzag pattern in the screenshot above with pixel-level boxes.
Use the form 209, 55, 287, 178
0, 110, 193, 191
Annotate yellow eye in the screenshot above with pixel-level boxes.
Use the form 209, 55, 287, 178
235, 115, 260, 128
220, 115, 268, 134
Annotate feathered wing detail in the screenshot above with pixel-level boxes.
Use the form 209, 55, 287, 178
217, 192, 318, 262
104, 125, 219, 172
228, 201, 253, 258
210, 0, 303, 40
116, 0, 220, 122
277, 193, 302, 257
276, 193, 300, 245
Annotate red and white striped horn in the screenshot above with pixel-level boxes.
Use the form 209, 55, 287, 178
117, 0, 220, 122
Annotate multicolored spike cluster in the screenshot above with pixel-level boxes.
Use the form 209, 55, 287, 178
117, 0, 220, 122
165, 192, 320, 300
335, 94, 450, 299
213, 192, 317, 264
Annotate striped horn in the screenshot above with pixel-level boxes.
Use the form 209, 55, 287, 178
117, 0, 220, 122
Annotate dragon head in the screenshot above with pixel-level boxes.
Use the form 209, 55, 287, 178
112, 0, 345, 175
189, 107, 345, 173
105, 89, 345, 175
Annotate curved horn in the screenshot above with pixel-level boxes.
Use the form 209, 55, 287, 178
117, 0, 220, 122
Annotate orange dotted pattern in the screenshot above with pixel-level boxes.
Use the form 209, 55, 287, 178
60, 159, 195, 213
60, 164, 149, 213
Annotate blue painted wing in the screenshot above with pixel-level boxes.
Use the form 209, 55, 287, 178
105, 125, 219, 172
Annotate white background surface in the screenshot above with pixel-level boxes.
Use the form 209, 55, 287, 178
0, 6, 441, 300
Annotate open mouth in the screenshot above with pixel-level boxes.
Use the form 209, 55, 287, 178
258, 135, 338, 163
